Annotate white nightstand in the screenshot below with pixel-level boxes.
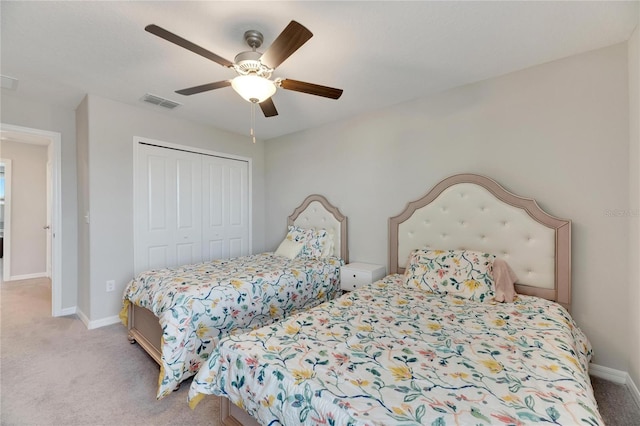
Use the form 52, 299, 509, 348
340, 262, 386, 291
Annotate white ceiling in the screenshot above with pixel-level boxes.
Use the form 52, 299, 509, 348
1, 1, 638, 140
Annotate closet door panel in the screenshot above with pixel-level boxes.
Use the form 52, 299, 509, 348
225, 160, 249, 255
228, 238, 244, 259
136, 141, 250, 274
174, 155, 202, 266
147, 246, 168, 271
135, 144, 202, 274
208, 240, 224, 260
202, 156, 249, 261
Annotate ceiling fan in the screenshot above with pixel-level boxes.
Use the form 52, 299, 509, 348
145, 21, 343, 118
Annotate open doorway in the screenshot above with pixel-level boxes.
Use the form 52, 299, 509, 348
0, 123, 62, 316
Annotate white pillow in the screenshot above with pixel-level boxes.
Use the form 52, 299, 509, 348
321, 228, 335, 258
274, 238, 304, 259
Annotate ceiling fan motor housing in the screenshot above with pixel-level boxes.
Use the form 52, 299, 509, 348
243, 30, 264, 49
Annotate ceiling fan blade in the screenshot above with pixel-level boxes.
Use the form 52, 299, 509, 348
259, 98, 278, 117
145, 24, 234, 68
175, 80, 231, 96
260, 21, 313, 69
280, 79, 343, 99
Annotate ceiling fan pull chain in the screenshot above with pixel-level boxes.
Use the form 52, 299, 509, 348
250, 102, 256, 144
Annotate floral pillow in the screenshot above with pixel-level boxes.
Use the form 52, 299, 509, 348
285, 226, 330, 259
300, 228, 330, 258
286, 225, 314, 244
403, 249, 496, 302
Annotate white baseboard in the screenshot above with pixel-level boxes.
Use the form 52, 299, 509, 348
76, 308, 90, 328
6, 272, 48, 281
627, 373, 640, 409
75, 309, 122, 330
590, 363, 640, 409
590, 363, 627, 384
86, 315, 121, 330
56, 306, 77, 317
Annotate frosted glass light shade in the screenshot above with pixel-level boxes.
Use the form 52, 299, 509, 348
231, 75, 276, 103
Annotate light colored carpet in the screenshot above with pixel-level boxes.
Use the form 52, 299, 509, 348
591, 375, 640, 426
0, 274, 220, 426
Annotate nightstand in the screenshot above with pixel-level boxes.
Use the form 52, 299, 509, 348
340, 262, 386, 291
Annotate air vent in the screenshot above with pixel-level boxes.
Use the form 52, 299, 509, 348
140, 93, 181, 110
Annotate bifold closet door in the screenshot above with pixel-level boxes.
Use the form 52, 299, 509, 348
201, 156, 249, 261
136, 144, 203, 274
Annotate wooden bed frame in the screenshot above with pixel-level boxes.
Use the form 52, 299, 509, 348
126, 193, 348, 373
221, 173, 572, 425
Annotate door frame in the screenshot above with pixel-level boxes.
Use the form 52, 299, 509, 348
0, 123, 63, 317
132, 136, 252, 274
0, 159, 12, 279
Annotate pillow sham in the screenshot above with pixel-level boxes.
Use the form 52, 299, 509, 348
286, 225, 314, 244
300, 228, 330, 258
274, 238, 305, 260
403, 249, 496, 302
285, 225, 331, 259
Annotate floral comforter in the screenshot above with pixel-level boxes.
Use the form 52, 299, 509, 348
188, 274, 602, 426
120, 252, 342, 399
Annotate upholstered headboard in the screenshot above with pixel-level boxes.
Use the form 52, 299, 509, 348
288, 194, 349, 263
389, 174, 571, 310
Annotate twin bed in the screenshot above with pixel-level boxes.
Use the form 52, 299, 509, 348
185, 174, 602, 425
121, 194, 348, 398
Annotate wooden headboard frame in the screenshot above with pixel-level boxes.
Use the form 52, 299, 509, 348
288, 194, 349, 264
389, 174, 571, 311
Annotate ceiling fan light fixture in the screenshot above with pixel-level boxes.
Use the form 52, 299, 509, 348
231, 74, 276, 103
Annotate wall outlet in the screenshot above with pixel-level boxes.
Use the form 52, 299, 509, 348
106, 280, 115, 292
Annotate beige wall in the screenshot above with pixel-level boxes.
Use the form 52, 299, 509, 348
0, 141, 47, 277
628, 16, 640, 389
76, 96, 90, 318
0, 93, 78, 309
265, 43, 630, 372
80, 95, 266, 321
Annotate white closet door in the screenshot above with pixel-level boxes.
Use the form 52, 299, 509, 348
202, 156, 249, 261
136, 144, 202, 274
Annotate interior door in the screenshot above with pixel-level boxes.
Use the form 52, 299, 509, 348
201, 156, 249, 260
136, 144, 202, 274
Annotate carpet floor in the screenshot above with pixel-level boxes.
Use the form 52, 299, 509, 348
0, 275, 219, 425
1, 272, 639, 425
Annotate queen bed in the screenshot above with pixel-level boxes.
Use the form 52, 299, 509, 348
188, 174, 601, 425
120, 194, 348, 399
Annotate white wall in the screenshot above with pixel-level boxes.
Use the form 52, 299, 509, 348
265, 43, 630, 372
628, 15, 640, 389
0, 93, 78, 309
0, 140, 47, 277
80, 95, 266, 322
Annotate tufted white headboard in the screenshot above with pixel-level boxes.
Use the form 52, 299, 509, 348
389, 174, 571, 311
288, 194, 348, 263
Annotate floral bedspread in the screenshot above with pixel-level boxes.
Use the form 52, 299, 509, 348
120, 252, 342, 399
188, 274, 602, 425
